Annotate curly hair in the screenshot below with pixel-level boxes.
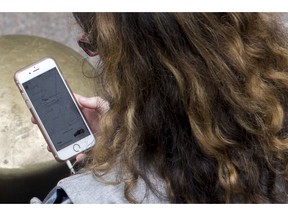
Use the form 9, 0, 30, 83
74, 13, 288, 203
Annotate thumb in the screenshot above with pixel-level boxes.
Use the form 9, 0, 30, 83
78, 95, 110, 115
77, 95, 97, 109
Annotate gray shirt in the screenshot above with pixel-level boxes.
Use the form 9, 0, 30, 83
31, 170, 169, 204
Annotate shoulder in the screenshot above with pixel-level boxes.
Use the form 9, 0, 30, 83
57, 170, 169, 204
57, 171, 126, 203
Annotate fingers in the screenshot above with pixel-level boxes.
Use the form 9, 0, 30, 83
47, 145, 51, 152
77, 95, 97, 109
77, 94, 110, 116
76, 153, 87, 162
30, 93, 105, 158
73, 93, 82, 107
31, 116, 36, 124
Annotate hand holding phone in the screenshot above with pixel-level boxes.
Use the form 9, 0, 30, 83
14, 57, 96, 161
74, 94, 110, 134
31, 94, 109, 133
31, 93, 110, 161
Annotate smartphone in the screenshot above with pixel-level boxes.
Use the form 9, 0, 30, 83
14, 57, 95, 161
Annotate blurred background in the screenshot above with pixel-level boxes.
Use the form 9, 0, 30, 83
0, 13, 85, 57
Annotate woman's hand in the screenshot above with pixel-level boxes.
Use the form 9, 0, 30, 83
31, 93, 110, 162
74, 93, 110, 135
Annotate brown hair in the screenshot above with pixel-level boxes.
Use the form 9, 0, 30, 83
74, 13, 288, 203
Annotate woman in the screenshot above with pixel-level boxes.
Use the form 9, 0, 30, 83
33, 13, 288, 203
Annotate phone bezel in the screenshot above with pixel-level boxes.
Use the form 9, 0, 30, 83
14, 57, 95, 161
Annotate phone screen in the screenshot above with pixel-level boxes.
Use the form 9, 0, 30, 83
23, 67, 91, 151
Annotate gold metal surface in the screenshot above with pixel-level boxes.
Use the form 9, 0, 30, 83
0, 35, 97, 169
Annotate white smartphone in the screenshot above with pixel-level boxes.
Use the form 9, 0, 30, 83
14, 57, 96, 161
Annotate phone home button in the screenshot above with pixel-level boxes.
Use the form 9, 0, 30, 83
73, 144, 81, 152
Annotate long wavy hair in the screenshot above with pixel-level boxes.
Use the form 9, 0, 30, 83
73, 13, 288, 203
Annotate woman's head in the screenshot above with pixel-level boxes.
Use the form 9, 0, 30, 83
74, 13, 288, 203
